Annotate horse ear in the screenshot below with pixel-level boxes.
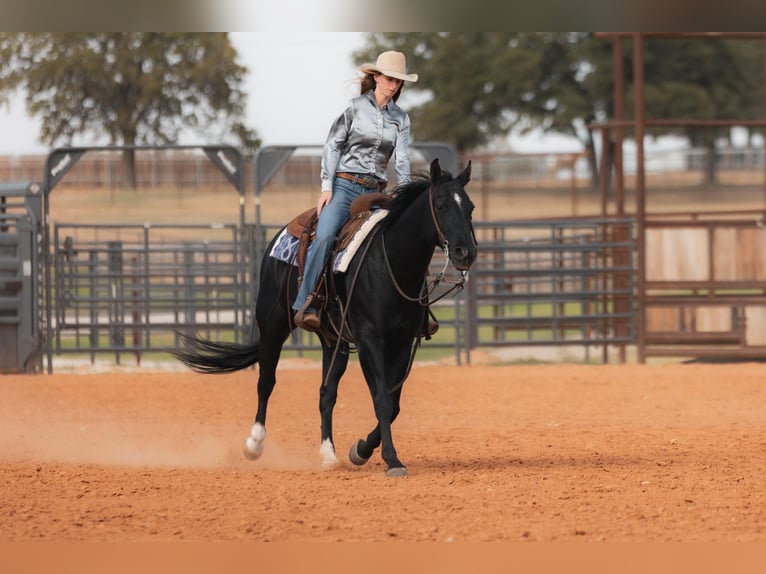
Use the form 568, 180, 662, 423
430, 158, 441, 181
457, 160, 472, 186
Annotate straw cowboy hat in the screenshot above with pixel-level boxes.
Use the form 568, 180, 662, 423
360, 51, 418, 82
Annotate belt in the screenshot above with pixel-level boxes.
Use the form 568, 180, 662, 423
336, 172, 386, 191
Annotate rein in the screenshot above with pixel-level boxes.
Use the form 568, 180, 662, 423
382, 183, 469, 307
382, 238, 468, 305
322, 180, 471, 392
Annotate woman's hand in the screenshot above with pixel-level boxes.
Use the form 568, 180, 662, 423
317, 190, 332, 216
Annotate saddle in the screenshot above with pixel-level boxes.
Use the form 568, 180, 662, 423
284, 191, 438, 342
284, 192, 391, 342
285, 192, 392, 276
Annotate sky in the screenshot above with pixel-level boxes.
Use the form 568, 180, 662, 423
0, 32, 581, 155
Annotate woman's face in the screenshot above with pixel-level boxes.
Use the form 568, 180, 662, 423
375, 73, 403, 100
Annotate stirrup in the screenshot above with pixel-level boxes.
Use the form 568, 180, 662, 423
296, 311, 320, 333
294, 301, 320, 333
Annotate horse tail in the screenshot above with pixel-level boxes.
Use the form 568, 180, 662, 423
172, 333, 260, 374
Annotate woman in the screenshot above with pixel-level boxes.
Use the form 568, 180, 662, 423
293, 51, 418, 332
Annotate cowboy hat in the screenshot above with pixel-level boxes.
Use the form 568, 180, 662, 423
360, 51, 418, 82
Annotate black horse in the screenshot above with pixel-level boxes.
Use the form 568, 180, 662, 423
173, 158, 476, 476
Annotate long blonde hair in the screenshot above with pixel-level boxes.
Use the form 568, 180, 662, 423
361, 73, 403, 102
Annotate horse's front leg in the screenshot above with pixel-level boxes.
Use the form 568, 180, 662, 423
351, 324, 412, 476
350, 366, 406, 476
373, 385, 407, 476
318, 344, 349, 467
349, 424, 380, 465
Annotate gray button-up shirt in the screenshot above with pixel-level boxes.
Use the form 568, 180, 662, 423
320, 90, 412, 192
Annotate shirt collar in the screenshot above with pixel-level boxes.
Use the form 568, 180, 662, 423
365, 89, 391, 111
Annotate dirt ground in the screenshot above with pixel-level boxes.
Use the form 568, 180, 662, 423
1, 360, 765, 542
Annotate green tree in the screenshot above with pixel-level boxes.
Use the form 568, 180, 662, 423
641, 36, 764, 184
506, 33, 615, 189
355, 33, 613, 187
356, 33, 764, 188
0, 32, 259, 186
354, 33, 537, 152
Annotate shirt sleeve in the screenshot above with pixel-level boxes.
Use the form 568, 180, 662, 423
393, 113, 412, 185
320, 104, 353, 192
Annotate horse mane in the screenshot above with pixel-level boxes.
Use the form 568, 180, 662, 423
378, 169, 452, 232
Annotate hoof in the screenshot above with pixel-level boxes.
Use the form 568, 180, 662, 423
386, 467, 409, 478
243, 423, 266, 461
348, 440, 370, 466
242, 436, 263, 460
320, 439, 339, 468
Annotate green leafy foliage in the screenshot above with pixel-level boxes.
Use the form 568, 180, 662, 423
0, 33, 260, 170
355, 33, 764, 186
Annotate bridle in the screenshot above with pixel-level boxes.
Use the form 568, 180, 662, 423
322, 178, 474, 391
382, 181, 473, 306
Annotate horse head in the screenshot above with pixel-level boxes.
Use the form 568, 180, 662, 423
429, 158, 477, 271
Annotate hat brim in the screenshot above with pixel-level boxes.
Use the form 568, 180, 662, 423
360, 63, 418, 82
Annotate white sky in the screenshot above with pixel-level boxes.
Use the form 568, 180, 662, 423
0, 32, 582, 155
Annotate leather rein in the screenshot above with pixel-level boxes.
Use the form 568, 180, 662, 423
381, 182, 472, 306
321, 181, 472, 392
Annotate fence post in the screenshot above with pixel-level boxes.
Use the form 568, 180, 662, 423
107, 241, 124, 364
89, 250, 98, 363
183, 248, 195, 328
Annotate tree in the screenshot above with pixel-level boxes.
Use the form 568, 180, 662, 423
0, 33, 259, 186
641, 36, 764, 184
505, 33, 615, 189
355, 33, 764, 189
354, 33, 537, 152
354, 33, 614, 188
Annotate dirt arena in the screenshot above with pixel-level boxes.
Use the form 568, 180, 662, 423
1, 359, 765, 543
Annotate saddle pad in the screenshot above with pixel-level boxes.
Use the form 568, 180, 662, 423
268, 209, 388, 273
333, 209, 388, 272
269, 228, 304, 264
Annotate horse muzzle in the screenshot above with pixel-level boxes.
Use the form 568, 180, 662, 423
450, 245, 476, 271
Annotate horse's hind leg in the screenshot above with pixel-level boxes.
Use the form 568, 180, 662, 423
242, 343, 278, 460
243, 320, 290, 461
318, 344, 349, 467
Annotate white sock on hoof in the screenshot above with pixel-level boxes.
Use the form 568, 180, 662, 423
243, 423, 266, 460
320, 438, 339, 467
250, 422, 266, 441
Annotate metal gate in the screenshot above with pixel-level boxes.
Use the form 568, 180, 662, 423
35, 143, 643, 369
41, 145, 247, 372
51, 223, 247, 364
0, 182, 44, 373
469, 217, 636, 360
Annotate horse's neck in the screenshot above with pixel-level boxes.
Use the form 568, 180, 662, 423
383, 196, 437, 283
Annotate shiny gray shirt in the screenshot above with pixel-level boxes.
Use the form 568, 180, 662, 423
320, 90, 412, 192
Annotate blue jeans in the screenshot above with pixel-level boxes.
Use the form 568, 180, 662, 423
292, 177, 371, 313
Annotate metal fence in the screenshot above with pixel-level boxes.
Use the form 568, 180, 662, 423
468, 218, 636, 358
0, 182, 44, 373
26, 198, 640, 369
51, 222, 246, 364
4, 146, 765, 191
244, 217, 637, 364
15, 144, 646, 370
12, 142, 766, 370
